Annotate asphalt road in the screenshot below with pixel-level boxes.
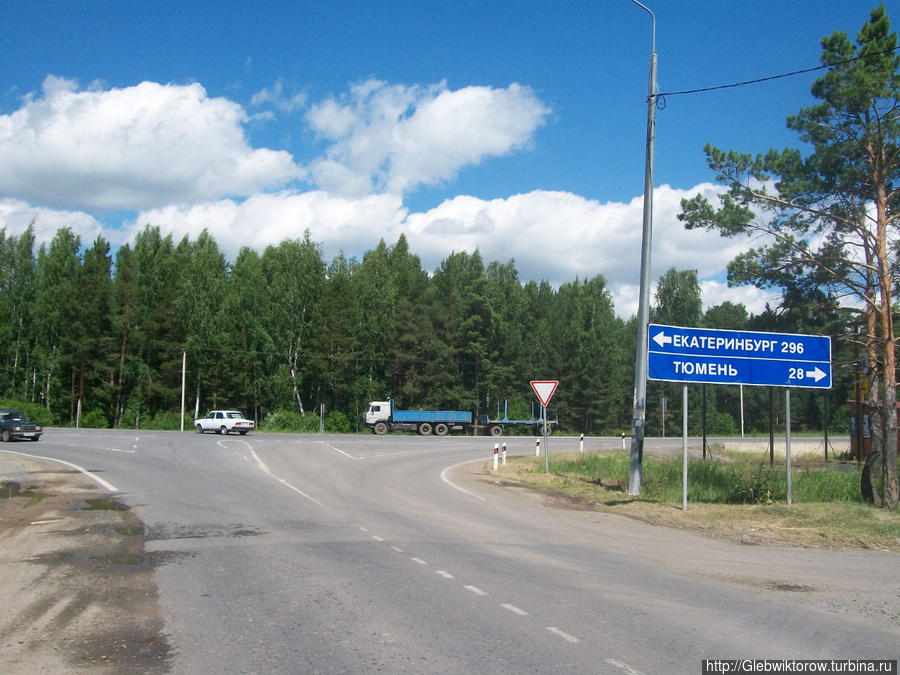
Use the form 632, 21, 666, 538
3, 429, 896, 674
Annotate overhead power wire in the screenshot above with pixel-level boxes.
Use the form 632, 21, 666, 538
655, 44, 900, 98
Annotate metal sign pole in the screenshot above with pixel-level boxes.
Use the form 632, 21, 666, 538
543, 404, 550, 475
786, 390, 792, 506
682, 384, 688, 512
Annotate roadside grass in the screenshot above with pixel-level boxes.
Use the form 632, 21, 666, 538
491, 451, 900, 550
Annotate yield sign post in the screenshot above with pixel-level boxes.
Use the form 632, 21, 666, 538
530, 380, 559, 407
530, 380, 558, 474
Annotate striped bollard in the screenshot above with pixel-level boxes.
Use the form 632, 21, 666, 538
493, 443, 499, 471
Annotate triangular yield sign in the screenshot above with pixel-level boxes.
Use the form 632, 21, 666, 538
530, 380, 559, 407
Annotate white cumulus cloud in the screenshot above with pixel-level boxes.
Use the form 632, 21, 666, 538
0, 198, 106, 247
306, 79, 551, 196
0, 76, 301, 212
128, 190, 407, 260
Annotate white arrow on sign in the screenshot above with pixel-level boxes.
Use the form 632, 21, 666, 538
652, 331, 672, 348
530, 380, 559, 407
806, 367, 827, 382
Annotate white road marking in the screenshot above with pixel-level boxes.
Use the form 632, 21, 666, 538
372, 535, 384, 541
464, 585, 487, 596
108, 447, 136, 454
440, 459, 487, 502
436, 570, 455, 579
316, 440, 363, 460
359, 526, 368, 532
0, 449, 118, 492
390, 546, 404, 553
501, 603, 529, 616
246, 445, 329, 510
411, 557, 428, 565
605, 659, 645, 674
546, 627, 580, 643
30, 519, 63, 525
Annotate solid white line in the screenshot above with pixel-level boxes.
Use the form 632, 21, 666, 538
546, 627, 580, 643
247, 445, 329, 510
440, 459, 487, 502
411, 557, 428, 565
316, 440, 363, 460
0, 449, 118, 492
605, 659, 645, 675
436, 570, 455, 579
501, 603, 529, 616
464, 585, 487, 596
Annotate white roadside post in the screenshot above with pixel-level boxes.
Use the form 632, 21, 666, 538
535, 439, 540, 457
501, 442, 507, 466
580, 433, 584, 454
493, 443, 499, 471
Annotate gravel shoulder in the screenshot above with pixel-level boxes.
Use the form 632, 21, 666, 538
0, 452, 170, 673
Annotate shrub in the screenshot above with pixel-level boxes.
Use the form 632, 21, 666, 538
142, 411, 183, 431
0, 399, 55, 426
79, 409, 109, 429
260, 409, 320, 433
324, 411, 350, 433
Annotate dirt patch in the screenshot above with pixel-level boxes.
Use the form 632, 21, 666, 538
0, 454, 170, 673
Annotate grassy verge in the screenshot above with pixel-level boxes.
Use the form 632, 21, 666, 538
490, 452, 900, 550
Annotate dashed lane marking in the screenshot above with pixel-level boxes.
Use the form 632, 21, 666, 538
546, 627, 580, 643
464, 585, 488, 596
605, 659, 645, 674
501, 603, 529, 616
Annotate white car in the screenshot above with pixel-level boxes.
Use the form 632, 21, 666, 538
194, 410, 255, 435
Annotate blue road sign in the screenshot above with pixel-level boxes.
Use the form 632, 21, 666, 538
648, 324, 832, 389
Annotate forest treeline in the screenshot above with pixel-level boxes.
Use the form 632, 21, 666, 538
0, 223, 854, 434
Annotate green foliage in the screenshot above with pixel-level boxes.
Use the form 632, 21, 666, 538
260, 409, 320, 433
550, 452, 863, 505
0, 225, 847, 439
141, 411, 183, 431
0, 399, 54, 426
324, 411, 351, 433
79, 409, 109, 429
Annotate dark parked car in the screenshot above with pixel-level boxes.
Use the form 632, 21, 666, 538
0, 409, 43, 442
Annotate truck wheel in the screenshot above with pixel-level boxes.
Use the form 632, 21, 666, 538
373, 422, 388, 435
434, 423, 449, 436
533, 424, 543, 436
196, 424, 203, 433
417, 422, 433, 436
489, 424, 503, 437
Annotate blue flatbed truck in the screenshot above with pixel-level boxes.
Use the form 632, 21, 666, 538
364, 399, 556, 436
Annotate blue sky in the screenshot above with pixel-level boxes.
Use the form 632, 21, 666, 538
1, 1, 896, 316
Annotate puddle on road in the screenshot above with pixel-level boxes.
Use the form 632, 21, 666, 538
145, 523, 266, 541
82, 497, 130, 511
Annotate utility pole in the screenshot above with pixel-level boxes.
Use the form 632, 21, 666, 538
628, 0, 658, 495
